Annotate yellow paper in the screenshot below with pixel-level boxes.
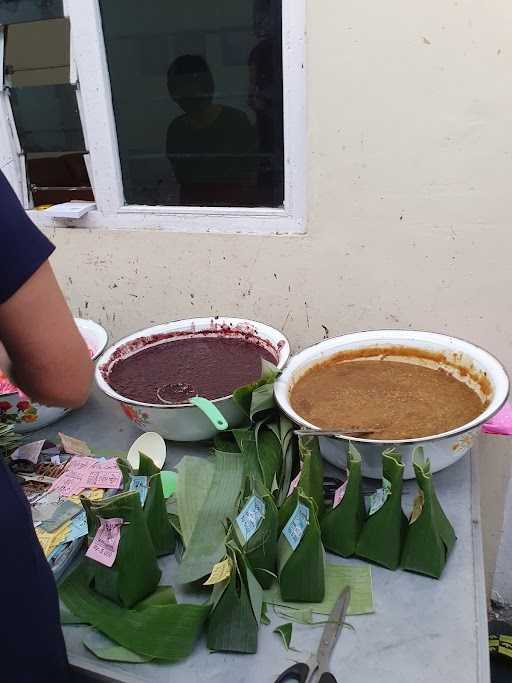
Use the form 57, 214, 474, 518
36, 522, 71, 557
203, 558, 232, 586
67, 488, 104, 505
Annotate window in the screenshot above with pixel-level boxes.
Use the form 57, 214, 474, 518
3, 15, 94, 206
0, 0, 305, 233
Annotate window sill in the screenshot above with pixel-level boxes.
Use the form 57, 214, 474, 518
28, 205, 305, 235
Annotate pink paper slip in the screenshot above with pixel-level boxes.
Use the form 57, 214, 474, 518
333, 480, 348, 509
482, 403, 512, 436
86, 517, 123, 567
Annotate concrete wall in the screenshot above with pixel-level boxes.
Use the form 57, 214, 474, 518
41, 1, 512, 590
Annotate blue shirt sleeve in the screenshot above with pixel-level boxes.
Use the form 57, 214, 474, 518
0, 170, 55, 304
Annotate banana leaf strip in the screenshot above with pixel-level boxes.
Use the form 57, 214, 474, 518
82, 490, 161, 608
356, 448, 408, 570
206, 546, 260, 654
59, 562, 209, 662
176, 451, 244, 583
144, 472, 176, 557
278, 493, 325, 603
273, 622, 296, 651
321, 442, 366, 557
234, 479, 278, 589
83, 631, 153, 663
401, 447, 457, 578
297, 436, 325, 518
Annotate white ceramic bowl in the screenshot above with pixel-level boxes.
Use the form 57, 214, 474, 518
95, 317, 290, 441
275, 330, 509, 479
0, 318, 108, 433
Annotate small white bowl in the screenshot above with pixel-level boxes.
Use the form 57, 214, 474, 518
95, 317, 290, 441
275, 330, 509, 479
0, 318, 108, 433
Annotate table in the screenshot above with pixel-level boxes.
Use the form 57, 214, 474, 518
32, 388, 490, 683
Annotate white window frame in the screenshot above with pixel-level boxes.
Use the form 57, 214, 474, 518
0, 0, 306, 234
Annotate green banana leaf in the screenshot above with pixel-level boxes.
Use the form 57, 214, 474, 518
233, 421, 283, 491
267, 416, 297, 507
83, 631, 152, 663
59, 562, 209, 662
232, 360, 280, 422
144, 472, 176, 557
176, 451, 244, 583
278, 488, 299, 535
234, 479, 278, 589
401, 447, 457, 578
278, 493, 325, 603
138, 452, 161, 477
356, 448, 408, 570
206, 545, 261, 654
116, 457, 132, 490
321, 442, 366, 557
82, 490, 161, 608
297, 436, 325, 518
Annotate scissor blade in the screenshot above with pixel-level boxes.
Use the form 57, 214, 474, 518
315, 586, 351, 672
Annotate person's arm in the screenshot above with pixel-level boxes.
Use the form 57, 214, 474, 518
0, 260, 93, 408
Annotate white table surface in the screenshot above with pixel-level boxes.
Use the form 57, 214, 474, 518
31, 388, 490, 683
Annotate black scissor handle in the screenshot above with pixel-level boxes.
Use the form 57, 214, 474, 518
274, 662, 310, 683
318, 673, 337, 683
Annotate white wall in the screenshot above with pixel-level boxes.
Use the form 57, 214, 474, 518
41, 0, 512, 590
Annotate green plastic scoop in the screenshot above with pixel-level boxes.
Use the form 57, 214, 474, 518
157, 384, 228, 432
189, 396, 228, 431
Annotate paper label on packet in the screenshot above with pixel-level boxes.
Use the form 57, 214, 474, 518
129, 475, 148, 506
203, 558, 232, 586
333, 480, 348, 509
59, 433, 91, 456
236, 495, 265, 543
282, 502, 310, 550
86, 517, 123, 567
367, 478, 392, 516
11, 440, 45, 464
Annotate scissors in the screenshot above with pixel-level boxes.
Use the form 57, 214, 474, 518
274, 586, 351, 683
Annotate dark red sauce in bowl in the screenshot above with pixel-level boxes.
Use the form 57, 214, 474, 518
107, 334, 276, 405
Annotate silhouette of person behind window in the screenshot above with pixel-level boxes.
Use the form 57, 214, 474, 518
166, 55, 257, 207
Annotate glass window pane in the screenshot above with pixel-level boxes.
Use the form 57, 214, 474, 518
99, 0, 284, 208
0, 0, 63, 25
10, 84, 85, 153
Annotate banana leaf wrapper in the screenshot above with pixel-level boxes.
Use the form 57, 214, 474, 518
232, 360, 280, 423
138, 452, 161, 477
321, 442, 366, 557
206, 546, 262, 654
59, 562, 209, 662
277, 493, 325, 603
234, 479, 278, 589
82, 490, 161, 608
297, 435, 325, 518
144, 473, 176, 557
356, 449, 408, 570
401, 447, 457, 578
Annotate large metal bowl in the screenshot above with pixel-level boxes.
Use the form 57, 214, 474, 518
275, 330, 509, 479
95, 317, 290, 442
